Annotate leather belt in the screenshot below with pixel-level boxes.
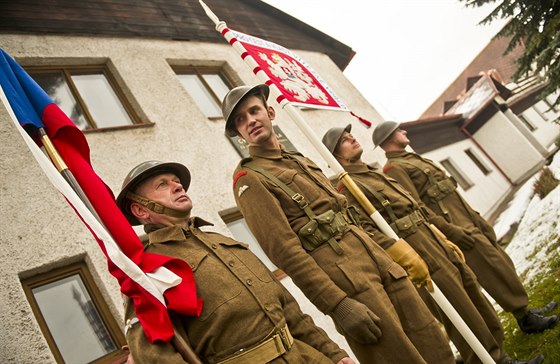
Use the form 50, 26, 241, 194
216, 325, 294, 364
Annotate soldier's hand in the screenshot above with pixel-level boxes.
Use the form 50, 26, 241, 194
386, 238, 432, 290
332, 297, 382, 344
445, 239, 466, 262
454, 228, 475, 251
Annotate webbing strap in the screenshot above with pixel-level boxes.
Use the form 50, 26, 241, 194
244, 163, 343, 254
244, 164, 317, 220
388, 157, 450, 215
352, 179, 400, 223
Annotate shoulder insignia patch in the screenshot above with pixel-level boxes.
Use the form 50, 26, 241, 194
238, 185, 249, 197
383, 165, 394, 174
233, 170, 247, 188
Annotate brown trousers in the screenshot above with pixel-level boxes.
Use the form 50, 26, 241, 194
411, 225, 506, 364
311, 226, 454, 364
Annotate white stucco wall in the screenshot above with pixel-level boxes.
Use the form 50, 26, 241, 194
517, 96, 560, 153
422, 139, 511, 217
0, 33, 388, 362
473, 111, 546, 184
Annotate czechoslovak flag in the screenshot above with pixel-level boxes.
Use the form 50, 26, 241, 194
0, 48, 202, 343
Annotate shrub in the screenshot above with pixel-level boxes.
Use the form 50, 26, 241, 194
533, 167, 559, 199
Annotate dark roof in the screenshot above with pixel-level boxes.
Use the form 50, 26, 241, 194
0, 0, 355, 70
400, 114, 465, 154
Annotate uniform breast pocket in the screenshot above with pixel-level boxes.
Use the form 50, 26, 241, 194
188, 249, 243, 321
224, 240, 274, 283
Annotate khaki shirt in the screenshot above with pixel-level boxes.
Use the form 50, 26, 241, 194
384, 150, 497, 242
125, 217, 347, 364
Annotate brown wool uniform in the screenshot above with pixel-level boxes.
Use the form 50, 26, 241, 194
384, 150, 529, 314
125, 217, 349, 364
233, 146, 454, 364
337, 164, 507, 364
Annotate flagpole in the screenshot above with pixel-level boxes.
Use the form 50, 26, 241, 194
199, 2, 495, 363
37, 127, 103, 223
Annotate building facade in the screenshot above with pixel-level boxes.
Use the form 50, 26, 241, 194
0, 1, 388, 362
403, 71, 559, 220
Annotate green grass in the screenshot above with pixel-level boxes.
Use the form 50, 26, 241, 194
499, 237, 560, 362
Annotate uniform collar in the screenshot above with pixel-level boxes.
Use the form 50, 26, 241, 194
145, 217, 213, 245
248, 144, 299, 160
344, 163, 372, 174
248, 145, 282, 160
386, 150, 409, 158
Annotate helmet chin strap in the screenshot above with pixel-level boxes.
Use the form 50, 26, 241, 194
126, 191, 190, 220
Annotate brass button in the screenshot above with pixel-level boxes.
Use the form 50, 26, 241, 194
211, 243, 218, 249
246, 279, 253, 286
229, 261, 235, 267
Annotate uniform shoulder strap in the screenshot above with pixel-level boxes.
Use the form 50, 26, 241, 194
244, 163, 317, 219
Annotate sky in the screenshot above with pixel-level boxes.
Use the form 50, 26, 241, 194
261, 0, 508, 121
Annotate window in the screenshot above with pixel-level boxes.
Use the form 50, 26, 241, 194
440, 158, 474, 191
518, 114, 537, 131
26, 66, 140, 131
532, 104, 549, 121
175, 67, 232, 120
220, 207, 284, 277
464, 148, 491, 175
22, 262, 127, 364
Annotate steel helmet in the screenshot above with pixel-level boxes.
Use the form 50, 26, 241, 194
372, 121, 399, 148
116, 161, 191, 225
222, 84, 270, 137
321, 124, 352, 153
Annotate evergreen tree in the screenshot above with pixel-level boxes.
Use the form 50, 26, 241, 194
461, 0, 560, 110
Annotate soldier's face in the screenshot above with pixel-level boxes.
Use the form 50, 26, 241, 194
233, 95, 276, 146
336, 131, 363, 160
387, 128, 409, 148
134, 173, 193, 224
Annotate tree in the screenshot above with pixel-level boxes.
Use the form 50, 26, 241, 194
461, 0, 560, 110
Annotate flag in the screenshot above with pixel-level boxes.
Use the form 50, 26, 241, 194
230, 29, 348, 111
0, 48, 202, 343
212, 21, 372, 127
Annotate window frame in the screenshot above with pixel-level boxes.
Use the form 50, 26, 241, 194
440, 158, 474, 191
464, 148, 492, 176
21, 261, 127, 364
25, 64, 147, 132
518, 113, 537, 132
173, 66, 235, 121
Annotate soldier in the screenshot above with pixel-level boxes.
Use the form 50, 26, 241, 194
116, 160, 356, 364
223, 84, 456, 364
322, 124, 545, 364
373, 120, 559, 334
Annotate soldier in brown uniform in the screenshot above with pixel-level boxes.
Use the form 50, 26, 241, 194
322, 125, 545, 364
373, 120, 558, 335
116, 160, 355, 364
223, 84, 456, 364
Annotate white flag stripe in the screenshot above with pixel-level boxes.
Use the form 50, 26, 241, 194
0, 85, 181, 306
